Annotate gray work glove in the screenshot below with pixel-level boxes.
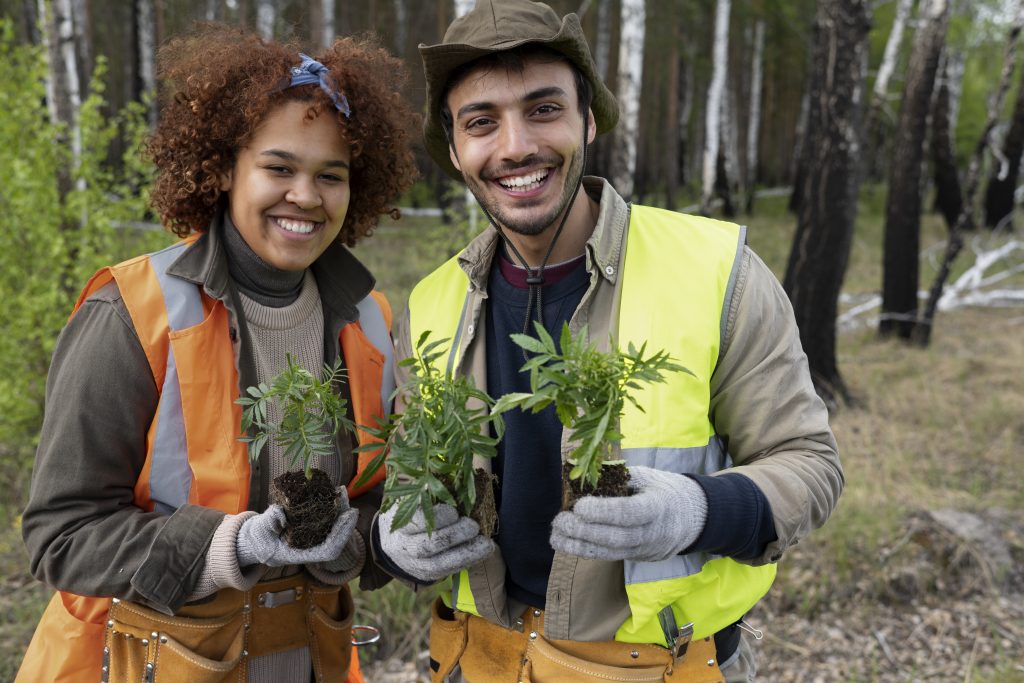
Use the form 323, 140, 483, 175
236, 492, 359, 567
378, 503, 495, 583
550, 466, 708, 562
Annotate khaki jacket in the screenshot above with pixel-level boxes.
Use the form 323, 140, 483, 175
391, 177, 843, 640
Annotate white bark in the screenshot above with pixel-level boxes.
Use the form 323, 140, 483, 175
54, 0, 82, 169
257, 0, 275, 40
594, 0, 612, 82
393, 0, 406, 55
701, 0, 730, 213
321, 0, 335, 49
205, 0, 220, 21
454, 0, 474, 16
874, 0, 914, 107
746, 19, 765, 203
454, 0, 477, 233
611, 0, 645, 198
38, 0, 56, 126
136, 0, 157, 125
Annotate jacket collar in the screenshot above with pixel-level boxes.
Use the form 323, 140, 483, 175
166, 211, 375, 324
456, 176, 628, 290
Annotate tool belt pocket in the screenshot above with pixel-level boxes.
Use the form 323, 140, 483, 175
521, 634, 668, 683
427, 597, 468, 683
306, 582, 354, 682
102, 597, 246, 683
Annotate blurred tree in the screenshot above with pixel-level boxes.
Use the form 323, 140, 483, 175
982, 52, 1024, 229
783, 0, 871, 408
610, 0, 644, 198
701, 0, 730, 215
881, 0, 950, 340
931, 50, 967, 231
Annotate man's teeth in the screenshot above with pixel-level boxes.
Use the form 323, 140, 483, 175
276, 218, 316, 234
498, 170, 549, 192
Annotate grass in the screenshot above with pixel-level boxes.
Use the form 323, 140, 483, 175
2, 189, 1023, 678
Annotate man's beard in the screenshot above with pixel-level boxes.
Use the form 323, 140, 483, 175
466, 143, 585, 237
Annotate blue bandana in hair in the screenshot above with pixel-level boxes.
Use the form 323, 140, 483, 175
286, 53, 351, 117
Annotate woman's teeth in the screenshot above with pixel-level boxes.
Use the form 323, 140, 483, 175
276, 218, 316, 234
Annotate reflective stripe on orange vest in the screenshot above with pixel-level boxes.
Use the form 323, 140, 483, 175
17, 238, 391, 683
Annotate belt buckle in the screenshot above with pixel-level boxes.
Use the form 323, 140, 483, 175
671, 622, 695, 662
257, 587, 302, 608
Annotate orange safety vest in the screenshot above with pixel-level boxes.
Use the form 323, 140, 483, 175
17, 238, 391, 682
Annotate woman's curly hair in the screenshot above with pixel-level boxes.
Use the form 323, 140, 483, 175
147, 24, 419, 245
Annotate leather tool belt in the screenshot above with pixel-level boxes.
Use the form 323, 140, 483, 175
428, 597, 726, 683
101, 572, 353, 682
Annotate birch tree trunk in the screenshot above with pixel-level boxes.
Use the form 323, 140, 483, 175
594, 0, 612, 82
319, 0, 336, 49
42, 0, 82, 186
787, 91, 810, 212
610, 0, 645, 198
783, 0, 872, 408
865, 0, 913, 180
880, 0, 950, 340
664, 21, 681, 211
393, 0, 406, 56
701, 0, 730, 215
205, 0, 222, 21
715, 86, 739, 217
745, 19, 765, 213
256, 0, 275, 39
983, 49, 1024, 230
916, 3, 1024, 345
136, 0, 157, 126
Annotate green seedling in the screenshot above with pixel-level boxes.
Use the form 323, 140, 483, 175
493, 322, 691, 491
355, 332, 505, 535
236, 355, 354, 479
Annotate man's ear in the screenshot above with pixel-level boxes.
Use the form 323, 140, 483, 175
449, 145, 463, 173
586, 109, 597, 145
218, 169, 233, 192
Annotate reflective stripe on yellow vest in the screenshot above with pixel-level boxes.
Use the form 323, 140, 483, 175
407, 206, 775, 645
16, 238, 393, 683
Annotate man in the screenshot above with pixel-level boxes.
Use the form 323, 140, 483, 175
373, 1, 843, 681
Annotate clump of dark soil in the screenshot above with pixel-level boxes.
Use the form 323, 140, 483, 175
469, 468, 498, 538
442, 469, 498, 538
561, 460, 632, 510
269, 468, 339, 549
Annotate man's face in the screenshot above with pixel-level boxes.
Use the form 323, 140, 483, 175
446, 58, 596, 237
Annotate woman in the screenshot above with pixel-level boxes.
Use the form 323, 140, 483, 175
17, 23, 417, 682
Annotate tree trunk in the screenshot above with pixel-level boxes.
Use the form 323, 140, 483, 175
915, 6, 1024, 346
931, 51, 967, 232
594, 0, 611, 83
880, 0, 950, 340
610, 0, 645, 199
22, 0, 40, 44
745, 19, 765, 214
983, 51, 1024, 230
256, 0, 275, 39
716, 86, 739, 217
664, 21, 681, 211
865, 0, 913, 181
205, 0, 223, 21
787, 91, 809, 213
679, 56, 693, 189
136, 0, 156, 125
42, 0, 82, 191
701, 0, 730, 215
783, 0, 872, 408
393, 0, 406, 56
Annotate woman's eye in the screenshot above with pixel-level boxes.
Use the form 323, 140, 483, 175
266, 165, 291, 174
320, 173, 346, 183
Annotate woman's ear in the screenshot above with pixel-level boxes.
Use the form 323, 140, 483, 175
218, 169, 233, 192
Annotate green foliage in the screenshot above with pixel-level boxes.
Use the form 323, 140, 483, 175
236, 356, 354, 479
356, 332, 504, 535
493, 323, 690, 491
0, 21, 164, 472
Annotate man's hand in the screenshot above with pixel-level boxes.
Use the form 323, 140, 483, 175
378, 503, 495, 582
550, 466, 708, 562
236, 491, 359, 567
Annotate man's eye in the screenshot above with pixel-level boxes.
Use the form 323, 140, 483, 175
466, 117, 494, 130
534, 104, 561, 116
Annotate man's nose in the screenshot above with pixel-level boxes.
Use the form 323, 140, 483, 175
496, 118, 539, 163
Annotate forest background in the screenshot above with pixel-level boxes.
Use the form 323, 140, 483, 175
0, 0, 1023, 680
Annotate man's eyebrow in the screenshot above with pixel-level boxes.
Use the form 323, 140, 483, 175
260, 149, 349, 168
455, 86, 570, 120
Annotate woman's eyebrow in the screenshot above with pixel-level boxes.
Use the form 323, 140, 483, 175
261, 149, 349, 168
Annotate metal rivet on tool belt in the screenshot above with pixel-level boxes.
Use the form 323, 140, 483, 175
707, 659, 715, 666
533, 609, 541, 617
103, 648, 109, 655
160, 637, 168, 644
529, 631, 537, 640
106, 620, 114, 628
146, 663, 154, 670
258, 594, 266, 605
111, 598, 120, 604
242, 650, 249, 657
141, 639, 148, 646
151, 632, 158, 639
630, 650, 640, 659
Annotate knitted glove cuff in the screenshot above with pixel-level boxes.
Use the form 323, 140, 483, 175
306, 531, 366, 586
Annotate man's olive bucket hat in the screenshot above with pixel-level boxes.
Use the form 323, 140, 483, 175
419, 0, 620, 180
